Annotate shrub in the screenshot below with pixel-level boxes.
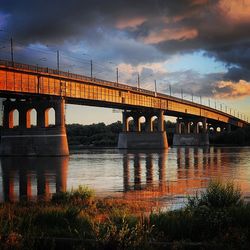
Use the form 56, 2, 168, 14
52, 185, 95, 204
95, 215, 152, 249
187, 180, 243, 209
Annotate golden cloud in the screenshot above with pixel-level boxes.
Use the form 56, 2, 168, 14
214, 80, 250, 99
219, 0, 250, 24
143, 27, 198, 44
116, 17, 146, 29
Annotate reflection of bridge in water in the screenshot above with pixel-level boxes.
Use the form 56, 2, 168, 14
122, 147, 239, 200
0, 147, 247, 203
0, 157, 68, 202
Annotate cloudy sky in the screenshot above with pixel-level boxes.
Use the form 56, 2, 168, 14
0, 0, 250, 124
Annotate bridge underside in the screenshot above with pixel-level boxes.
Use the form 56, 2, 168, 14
117, 110, 168, 149
0, 97, 69, 156
0, 96, 236, 155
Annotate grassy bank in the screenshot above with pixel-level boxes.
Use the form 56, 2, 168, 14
1, 182, 250, 249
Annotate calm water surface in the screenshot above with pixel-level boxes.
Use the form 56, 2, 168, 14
1, 146, 250, 209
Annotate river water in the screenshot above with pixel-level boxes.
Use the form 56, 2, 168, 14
1, 146, 250, 209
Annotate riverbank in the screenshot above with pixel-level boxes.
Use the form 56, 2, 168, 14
1, 181, 250, 249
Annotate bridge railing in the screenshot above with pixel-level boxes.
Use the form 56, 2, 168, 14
0, 59, 158, 95
0, 59, 249, 123
0, 59, 229, 107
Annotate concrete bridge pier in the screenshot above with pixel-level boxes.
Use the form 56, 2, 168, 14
118, 110, 168, 149
173, 117, 209, 146
0, 97, 69, 156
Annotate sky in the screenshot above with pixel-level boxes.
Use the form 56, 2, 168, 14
0, 0, 250, 124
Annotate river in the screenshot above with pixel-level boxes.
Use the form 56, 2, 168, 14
1, 146, 250, 209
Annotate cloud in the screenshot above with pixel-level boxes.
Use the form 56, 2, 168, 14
1, 0, 250, 100
223, 67, 250, 82
116, 17, 147, 29
213, 80, 250, 99
143, 27, 198, 44
218, 0, 250, 24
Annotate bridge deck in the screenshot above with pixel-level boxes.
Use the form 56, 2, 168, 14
0, 60, 248, 127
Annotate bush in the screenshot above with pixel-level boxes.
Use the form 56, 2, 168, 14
95, 215, 152, 250
187, 180, 243, 209
52, 185, 95, 204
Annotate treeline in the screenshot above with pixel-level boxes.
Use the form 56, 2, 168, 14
66, 120, 176, 147
66, 121, 122, 147
211, 126, 250, 145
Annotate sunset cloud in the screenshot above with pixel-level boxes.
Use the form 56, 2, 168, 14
1, 0, 250, 101
116, 17, 146, 29
219, 0, 250, 24
143, 28, 198, 44
214, 80, 250, 99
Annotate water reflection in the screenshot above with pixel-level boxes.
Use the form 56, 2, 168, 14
121, 147, 247, 201
0, 146, 250, 206
0, 157, 68, 202
121, 150, 168, 201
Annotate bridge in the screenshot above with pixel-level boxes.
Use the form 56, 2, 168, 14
0, 59, 249, 155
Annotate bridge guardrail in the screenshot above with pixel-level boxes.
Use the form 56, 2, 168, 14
0, 59, 248, 124
0, 59, 158, 96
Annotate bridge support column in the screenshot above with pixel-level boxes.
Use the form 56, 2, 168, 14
202, 118, 208, 134
122, 111, 129, 132
226, 124, 232, 133
145, 115, 153, 132
134, 115, 141, 132
0, 97, 69, 156
175, 119, 182, 134
118, 110, 168, 149
193, 122, 199, 134
173, 117, 209, 146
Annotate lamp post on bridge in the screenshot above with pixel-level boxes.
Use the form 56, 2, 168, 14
137, 74, 140, 89
154, 80, 157, 97
10, 37, 14, 66
108, 61, 119, 84
91, 60, 93, 80
116, 67, 119, 84
57, 50, 60, 72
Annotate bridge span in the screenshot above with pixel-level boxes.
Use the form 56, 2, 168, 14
0, 60, 249, 155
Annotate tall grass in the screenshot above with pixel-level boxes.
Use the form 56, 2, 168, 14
51, 185, 95, 204
187, 180, 243, 209
1, 182, 250, 249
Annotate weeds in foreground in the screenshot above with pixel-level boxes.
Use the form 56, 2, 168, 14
1, 182, 250, 249
187, 180, 243, 209
51, 185, 95, 205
